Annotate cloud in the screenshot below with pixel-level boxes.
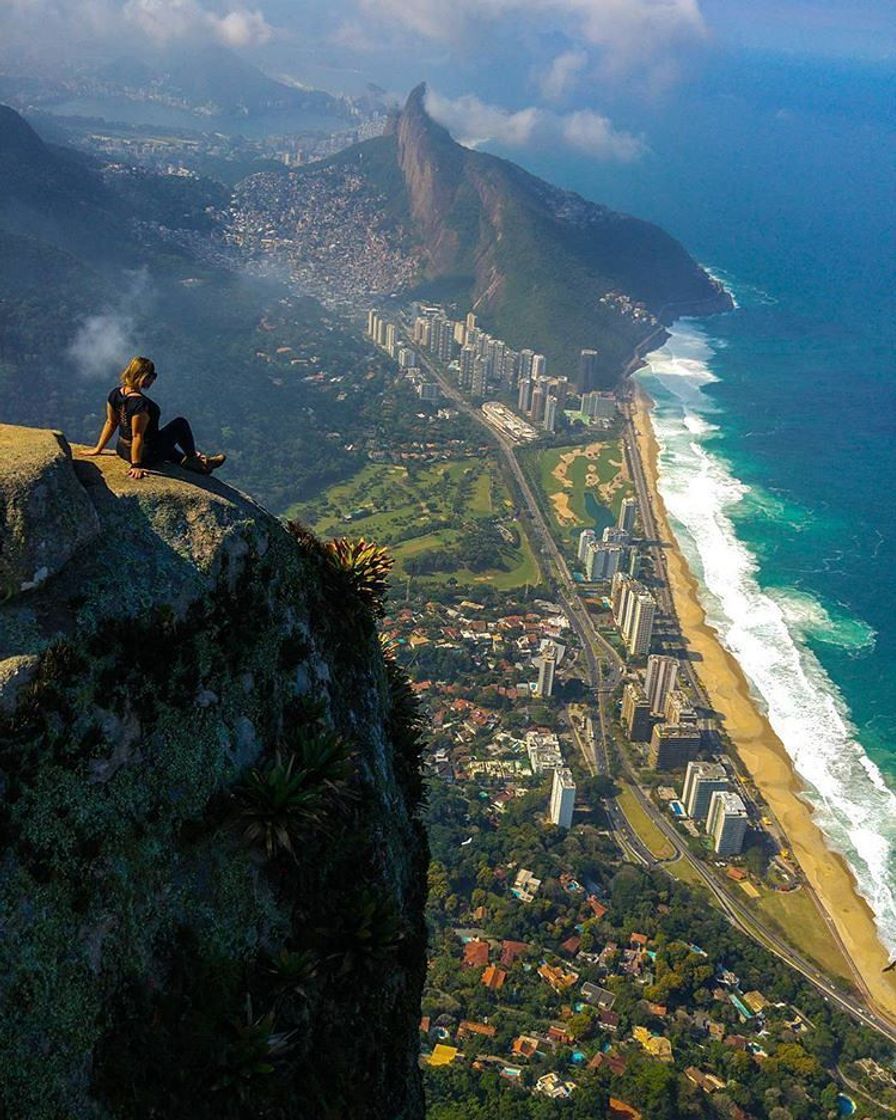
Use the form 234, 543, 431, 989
355, 0, 706, 86
424, 90, 645, 161
68, 269, 153, 380
0, 0, 274, 55
123, 0, 273, 46
539, 49, 588, 101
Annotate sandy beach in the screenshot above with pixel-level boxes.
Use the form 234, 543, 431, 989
633, 386, 896, 1022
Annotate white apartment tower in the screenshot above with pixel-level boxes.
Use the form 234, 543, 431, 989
618, 496, 638, 535
536, 642, 557, 698
602, 526, 629, 546
471, 357, 488, 399
644, 655, 679, 716
624, 590, 656, 657
707, 790, 749, 856
543, 395, 558, 433
531, 353, 546, 379
518, 349, 535, 380
578, 529, 597, 562
585, 542, 623, 581
549, 767, 576, 829
682, 761, 729, 823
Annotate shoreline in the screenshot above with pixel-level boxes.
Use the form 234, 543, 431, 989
630, 382, 896, 1021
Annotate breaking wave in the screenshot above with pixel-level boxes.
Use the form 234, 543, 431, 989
640, 321, 896, 952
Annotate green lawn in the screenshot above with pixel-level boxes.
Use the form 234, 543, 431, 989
288, 457, 542, 592
616, 784, 676, 861
754, 885, 852, 984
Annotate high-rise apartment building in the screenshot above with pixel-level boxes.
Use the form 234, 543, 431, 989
471, 357, 488, 399
459, 345, 475, 389
622, 682, 652, 742
618, 496, 637, 534
577, 348, 600, 393
549, 767, 576, 829
644, 655, 679, 716
585, 542, 623, 581
531, 353, 546, 379
536, 641, 557, 698
647, 723, 702, 771
384, 322, 396, 356
517, 378, 533, 413
624, 590, 655, 657
602, 527, 629, 546
581, 392, 616, 421
682, 761, 729, 822
518, 349, 535, 380
610, 572, 633, 624
530, 383, 546, 423
664, 689, 698, 726
578, 529, 597, 562
543, 395, 558, 433
466, 312, 477, 333
707, 790, 749, 856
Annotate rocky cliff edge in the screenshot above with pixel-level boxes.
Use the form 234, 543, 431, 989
0, 424, 427, 1120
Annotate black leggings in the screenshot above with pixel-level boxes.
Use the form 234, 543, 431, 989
117, 416, 197, 466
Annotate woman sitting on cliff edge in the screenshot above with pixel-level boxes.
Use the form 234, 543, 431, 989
84, 356, 226, 480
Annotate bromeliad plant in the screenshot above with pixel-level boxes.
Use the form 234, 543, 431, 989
323, 537, 393, 618
235, 732, 355, 860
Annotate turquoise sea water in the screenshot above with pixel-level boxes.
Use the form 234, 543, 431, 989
495, 52, 896, 947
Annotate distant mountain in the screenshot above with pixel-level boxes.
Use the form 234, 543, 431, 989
0, 104, 227, 260
93, 46, 353, 123
287, 84, 731, 383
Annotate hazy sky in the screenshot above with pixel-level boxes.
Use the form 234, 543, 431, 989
1, 0, 892, 159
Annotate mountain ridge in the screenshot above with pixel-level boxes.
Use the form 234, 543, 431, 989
288, 83, 731, 382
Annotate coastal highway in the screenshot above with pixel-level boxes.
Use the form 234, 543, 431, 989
413, 346, 622, 777
409, 340, 896, 1043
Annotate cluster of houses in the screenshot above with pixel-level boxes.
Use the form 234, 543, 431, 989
422, 883, 816, 1119
382, 597, 577, 790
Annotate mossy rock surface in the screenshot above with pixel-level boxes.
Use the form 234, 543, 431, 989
0, 427, 427, 1120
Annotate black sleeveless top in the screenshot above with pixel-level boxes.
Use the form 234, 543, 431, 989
108, 387, 161, 444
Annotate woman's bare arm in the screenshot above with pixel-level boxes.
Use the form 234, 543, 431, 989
84, 403, 116, 455
128, 412, 149, 479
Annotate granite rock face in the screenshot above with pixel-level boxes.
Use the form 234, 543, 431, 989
0, 425, 427, 1120
0, 426, 100, 597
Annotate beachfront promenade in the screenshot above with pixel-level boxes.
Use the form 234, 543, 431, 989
413, 334, 896, 1045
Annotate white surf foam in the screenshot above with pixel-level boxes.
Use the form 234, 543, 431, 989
640, 324, 896, 952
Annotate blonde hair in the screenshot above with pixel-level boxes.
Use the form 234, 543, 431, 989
119, 356, 155, 391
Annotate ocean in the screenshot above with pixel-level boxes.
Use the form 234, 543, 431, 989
495, 50, 896, 948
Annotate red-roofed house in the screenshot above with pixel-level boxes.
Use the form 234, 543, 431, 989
501, 940, 530, 967
512, 1035, 539, 1060
561, 935, 582, 956
463, 940, 490, 968
457, 1020, 496, 1040
547, 1025, 573, 1046
630, 932, 648, 947
587, 896, 608, 920
482, 965, 507, 991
